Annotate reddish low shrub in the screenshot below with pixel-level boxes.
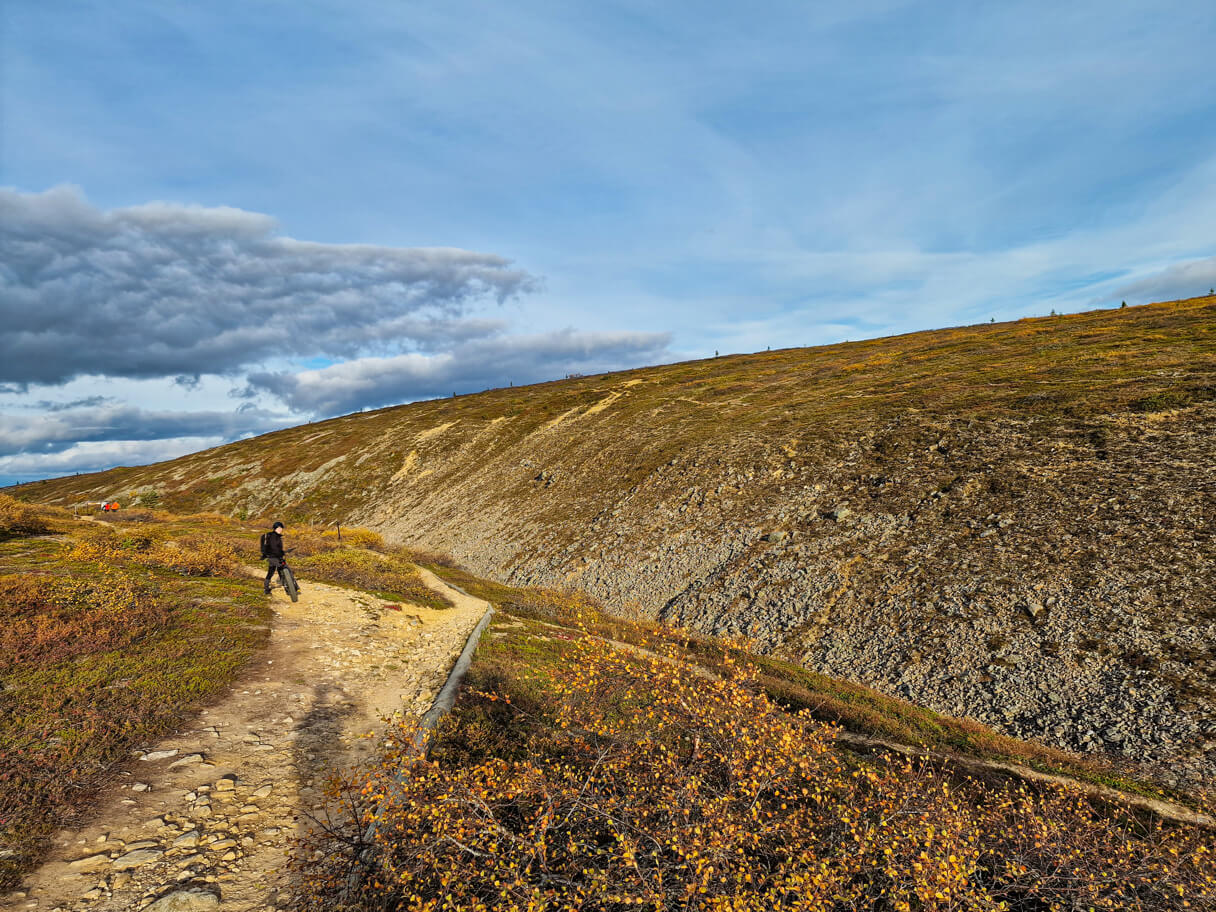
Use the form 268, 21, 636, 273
0, 573, 168, 671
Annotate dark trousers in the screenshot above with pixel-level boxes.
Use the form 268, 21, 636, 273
265, 557, 286, 589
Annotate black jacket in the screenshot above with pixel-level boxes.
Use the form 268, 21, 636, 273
263, 530, 285, 560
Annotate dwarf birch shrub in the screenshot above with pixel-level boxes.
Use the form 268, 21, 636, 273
321, 526, 386, 550
149, 535, 238, 576
0, 494, 51, 537
293, 627, 1215, 911
70, 527, 237, 576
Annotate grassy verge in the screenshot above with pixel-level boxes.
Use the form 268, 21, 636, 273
294, 610, 1216, 911
72, 510, 453, 610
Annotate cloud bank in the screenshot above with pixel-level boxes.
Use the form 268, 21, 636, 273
0, 186, 537, 387
0, 438, 226, 486
1109, 255, 1216, 305
0, 187, 682, 484
0, 404, 292, 457
245, 329, 674, 414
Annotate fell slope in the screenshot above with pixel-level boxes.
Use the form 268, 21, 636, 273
16, 297, 1216, 787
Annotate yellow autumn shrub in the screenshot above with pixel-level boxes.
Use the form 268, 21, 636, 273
321, 526, 385, 550
294, 628, 1215, 911
0, 494, 51, 536
71, 527, 236, 577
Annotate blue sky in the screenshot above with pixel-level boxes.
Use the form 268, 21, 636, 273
2, 0, 1215, 485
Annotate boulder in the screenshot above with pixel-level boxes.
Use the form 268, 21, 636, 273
68, 853, 111, 872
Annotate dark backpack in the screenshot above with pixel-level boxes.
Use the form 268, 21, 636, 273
260, 533, 270, 559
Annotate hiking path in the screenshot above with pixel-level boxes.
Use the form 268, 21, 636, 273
3, 569, 487, 912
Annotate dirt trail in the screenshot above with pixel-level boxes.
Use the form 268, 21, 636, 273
4, 569, 487, 912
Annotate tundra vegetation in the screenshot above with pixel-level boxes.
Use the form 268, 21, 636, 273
1, 500, 1213, 907
292, 591, 1216, 911
6, 298, 1216, 905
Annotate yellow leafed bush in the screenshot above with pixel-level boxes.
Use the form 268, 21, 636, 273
70, 527, 236, 577
149, 536, 238, 576
294, 627, 1216, 911
321, 526, 385, 550
0, 494, 51, 537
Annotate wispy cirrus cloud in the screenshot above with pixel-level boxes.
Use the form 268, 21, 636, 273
0, 186, 537, 388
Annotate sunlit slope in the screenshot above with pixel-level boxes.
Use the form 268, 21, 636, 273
15, 296, 1216, 786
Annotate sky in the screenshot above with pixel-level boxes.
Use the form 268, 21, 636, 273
2, 0, 1215, 487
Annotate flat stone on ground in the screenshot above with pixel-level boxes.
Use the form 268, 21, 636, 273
113, 847, 164, 870
67, 853, 111, 872
141, 888, 221, 911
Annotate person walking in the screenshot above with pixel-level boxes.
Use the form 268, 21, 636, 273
261, 521, 288, 595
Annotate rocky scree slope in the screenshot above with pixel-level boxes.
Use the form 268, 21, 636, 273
17, 298, 1216, 789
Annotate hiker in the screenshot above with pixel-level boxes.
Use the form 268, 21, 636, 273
261, 521, 289, 595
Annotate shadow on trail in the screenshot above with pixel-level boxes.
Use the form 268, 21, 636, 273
277, 681, 367, 907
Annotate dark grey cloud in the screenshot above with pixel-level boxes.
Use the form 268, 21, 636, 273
0, 186, 537, 387
244, 329, 674, 414
0, 404, 292, 458
30, 396, 116, 411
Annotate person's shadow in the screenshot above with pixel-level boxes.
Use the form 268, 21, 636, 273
275, 681, 363, 907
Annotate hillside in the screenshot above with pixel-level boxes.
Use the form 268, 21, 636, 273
15, 296, 1216, 789
5, 506, 1212, 910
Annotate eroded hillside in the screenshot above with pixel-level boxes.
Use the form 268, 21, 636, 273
16, 297, 1216, 787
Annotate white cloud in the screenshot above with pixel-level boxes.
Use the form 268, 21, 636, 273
0, 437, 224, 484
0, 404, 292, 457
244, 329, 674, 414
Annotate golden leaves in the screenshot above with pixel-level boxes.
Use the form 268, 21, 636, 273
291, 621, 1216, 911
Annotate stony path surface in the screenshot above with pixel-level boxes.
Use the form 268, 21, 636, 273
3, 569, 486, 912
